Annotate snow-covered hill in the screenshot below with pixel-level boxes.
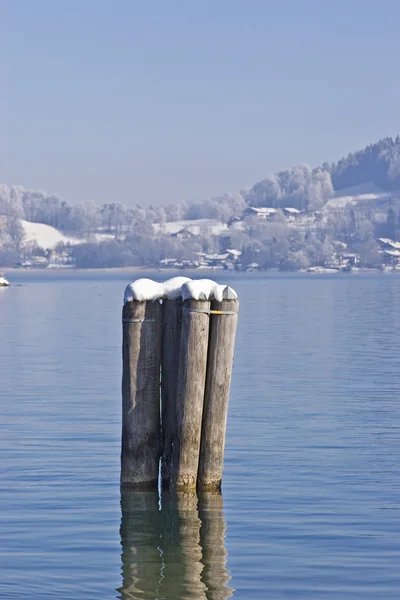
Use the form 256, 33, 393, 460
324, 182, 393, 211
20, 220, 83, 250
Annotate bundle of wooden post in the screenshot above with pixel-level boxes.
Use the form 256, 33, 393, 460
121, 278, 239, 491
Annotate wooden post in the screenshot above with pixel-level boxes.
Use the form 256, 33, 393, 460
171, 299, 211, 491
198, 491, 234, 599
198, 290, 238, 490
161, 297, 183, 488
121, 299, 162, 488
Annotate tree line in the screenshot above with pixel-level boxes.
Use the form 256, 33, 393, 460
1, 136, 400, 269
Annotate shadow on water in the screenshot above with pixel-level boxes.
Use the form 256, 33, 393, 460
117, 489, 234, 600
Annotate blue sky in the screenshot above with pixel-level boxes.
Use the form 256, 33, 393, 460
2, 0, 400, 206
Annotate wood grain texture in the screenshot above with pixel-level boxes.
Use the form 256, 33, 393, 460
171, 299, 211, 491
198, 299, 238, 490
121, 300, 162, 488
161, 298, 183, 488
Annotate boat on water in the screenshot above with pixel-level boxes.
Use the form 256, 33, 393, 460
0, 276, 10, 286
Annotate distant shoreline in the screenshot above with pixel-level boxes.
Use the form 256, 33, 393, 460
3, 266, 154, 274
2, 266, 399, 277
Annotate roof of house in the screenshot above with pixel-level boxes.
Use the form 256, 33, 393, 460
283, 207, 301, 214
203, 253, 229, 261
247, 206, 277, 214
170, 228, 194, 237
378, 238, 400, 249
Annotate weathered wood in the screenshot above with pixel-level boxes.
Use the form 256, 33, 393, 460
121, 300, 162, 488
171, 299, 211, 491
161, 298, 183, 488
198, 296, 238, 490
198, 491, 234, 599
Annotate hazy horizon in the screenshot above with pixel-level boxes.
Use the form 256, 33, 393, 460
2, 0, 400, 206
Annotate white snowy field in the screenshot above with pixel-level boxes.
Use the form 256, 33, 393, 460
20, 220, 83, 250
324, 182, 394, 211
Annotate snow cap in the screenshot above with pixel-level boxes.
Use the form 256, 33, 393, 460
123, 277, 191, 303
181, 279, 237, 302
123, 277, 237, 304
162, 277, 193, 300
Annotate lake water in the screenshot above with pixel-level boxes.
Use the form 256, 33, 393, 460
1, 270, 400, 600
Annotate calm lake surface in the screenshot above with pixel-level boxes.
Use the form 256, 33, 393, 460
1, 270, 400, 600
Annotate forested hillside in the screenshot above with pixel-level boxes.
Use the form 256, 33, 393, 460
243, 136, 400, 211
1, 136, 400, 269
329, 136, 400, 191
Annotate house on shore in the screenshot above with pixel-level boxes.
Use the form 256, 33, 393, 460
282, 207, 302, 220
159, 257, 200, 269
244, 207, 278, 220
382, 249, 400, 267
341, 253, 359, 268
226, 248, 242, 261
244, 206, 302, 222
170, 229, 195, 241
159, 258, 178, 267
377, 238, 400, 251
377, 238, 400, 268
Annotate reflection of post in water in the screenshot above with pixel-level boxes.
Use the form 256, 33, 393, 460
118, 489, 234, 600
117, 490, 162, 600
199, 491, 234, 600
160, 491, 207, 599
